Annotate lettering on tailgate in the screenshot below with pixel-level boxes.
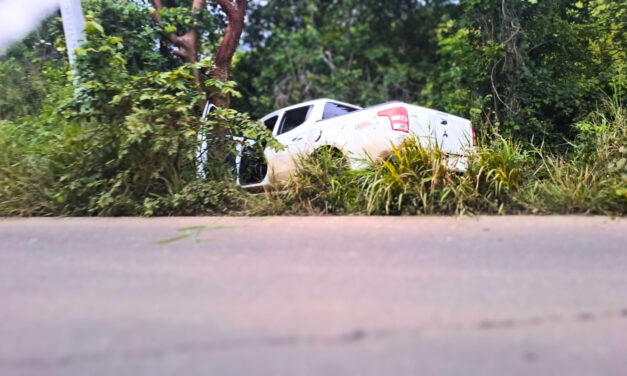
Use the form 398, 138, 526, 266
355, 121, 374, 130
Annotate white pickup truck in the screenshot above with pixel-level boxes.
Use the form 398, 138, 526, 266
236, 98, 475, 190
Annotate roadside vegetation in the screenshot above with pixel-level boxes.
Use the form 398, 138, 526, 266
1, 0, 625, 216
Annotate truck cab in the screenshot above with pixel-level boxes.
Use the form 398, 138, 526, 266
238, 99, 361, 188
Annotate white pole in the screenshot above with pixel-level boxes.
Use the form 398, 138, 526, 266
197, 102, 215, 178
59, 0, 85, 65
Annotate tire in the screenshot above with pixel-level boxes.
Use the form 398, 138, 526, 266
239, 146, 268, 185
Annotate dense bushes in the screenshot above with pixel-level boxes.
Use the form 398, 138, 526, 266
236, 0, 626, 142
0, 20, 272, 216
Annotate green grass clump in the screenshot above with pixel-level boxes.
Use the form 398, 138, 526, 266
517, 99, 627, 214
357, 139, 471, 215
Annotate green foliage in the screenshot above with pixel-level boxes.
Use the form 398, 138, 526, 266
0, 14, 65, 120
470, 137, 531, 211
0, 59, 48, 120
429, 0, 626, 140
235, 0, 456, 117
83, 0, 172, 73
357, 139, 472, 215
142, 180, 247, 216
0, 119, 67, 216
280, 147, 360, 214
0, 60, 76, 216
236, 0, 626, 142
1, 18, 271, 216
78, 0, 226, 73
518, 95, 627, 214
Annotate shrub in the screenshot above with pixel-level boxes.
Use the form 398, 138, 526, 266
281, 147, 360, 214
0, 19, 273, 217
357, 139, 469, 215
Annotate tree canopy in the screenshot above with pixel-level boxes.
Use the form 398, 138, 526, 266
234, 0, 625, 142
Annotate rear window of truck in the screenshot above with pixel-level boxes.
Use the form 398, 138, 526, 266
322, 102, 359, 120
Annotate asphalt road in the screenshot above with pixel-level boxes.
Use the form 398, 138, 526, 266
1, 216, 626, 376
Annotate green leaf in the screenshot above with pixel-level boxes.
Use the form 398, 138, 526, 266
85, 21, 104, 35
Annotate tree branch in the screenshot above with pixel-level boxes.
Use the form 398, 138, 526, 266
215, 0, 236, 18
192, 0, 207, 11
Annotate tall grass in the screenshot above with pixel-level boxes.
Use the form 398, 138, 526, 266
356, 139, 469, 215
516, 97, 627, 214
264, 147, 361, 215
0, 120, 68, 216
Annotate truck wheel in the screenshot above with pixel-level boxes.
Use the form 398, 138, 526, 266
239, 146, 268, 185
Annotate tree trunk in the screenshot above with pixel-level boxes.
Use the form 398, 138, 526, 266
151, 0, 247, 109
212, 0, 248, 108
151, 0, 205, 94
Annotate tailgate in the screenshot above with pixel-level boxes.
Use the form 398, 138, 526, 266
411, 109, 473, 155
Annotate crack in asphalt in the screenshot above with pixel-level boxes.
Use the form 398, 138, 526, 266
2, 308, 627, 370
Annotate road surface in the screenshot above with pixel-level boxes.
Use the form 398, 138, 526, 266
1, 216, 626, 376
